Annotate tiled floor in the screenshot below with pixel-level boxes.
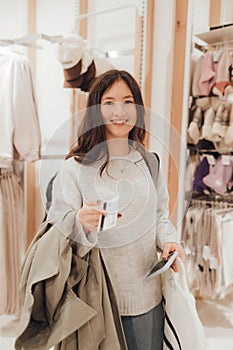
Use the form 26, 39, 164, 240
1, 294, 233, 349
196, 292, 233, 349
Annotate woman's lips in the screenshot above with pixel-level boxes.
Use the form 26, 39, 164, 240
110, 119, 129, 125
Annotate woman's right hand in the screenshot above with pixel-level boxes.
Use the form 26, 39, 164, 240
77, 200, 106, 234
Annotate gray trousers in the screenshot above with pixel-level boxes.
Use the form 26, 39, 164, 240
121, 302, 164, 350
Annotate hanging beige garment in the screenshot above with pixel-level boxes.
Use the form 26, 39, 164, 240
0, 48, 41, 169
0, 169, 24, 316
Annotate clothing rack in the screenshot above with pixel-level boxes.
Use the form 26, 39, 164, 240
0, 33, 63, 47
183, 196, 233, 299
191, 194, 233, 206
0, 32, 134, 59
194, 38, 233, 53
188, 147, 233, 156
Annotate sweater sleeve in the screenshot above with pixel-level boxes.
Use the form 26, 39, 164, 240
12, 57, 41, 162
47, 159, 98, 257
155, 166, 179, 251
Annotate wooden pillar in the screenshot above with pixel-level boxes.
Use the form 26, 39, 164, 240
26, 0, 37, 249
168, 0, 188, 224
209, 0, 221, 27
70, 0, 88, 148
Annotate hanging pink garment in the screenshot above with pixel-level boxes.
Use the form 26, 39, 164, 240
203, 157, 233, 196
199, 52, 216, 96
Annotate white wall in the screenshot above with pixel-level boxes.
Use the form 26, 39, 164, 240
86, 0, 137, 75
149, 0, 176, 178
36, 0, 75, 150
0, 0, 27, 37
192, 0, 210, 34
221, 0, 233, 24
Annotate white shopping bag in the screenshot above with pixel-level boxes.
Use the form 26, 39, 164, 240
162, 258, 207, 350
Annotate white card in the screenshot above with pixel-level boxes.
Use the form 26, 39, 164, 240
97, 197, 119, 232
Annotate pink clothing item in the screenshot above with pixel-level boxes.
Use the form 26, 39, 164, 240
192, 56, 204, 97
203, 157, 233, 196
199, 52, 216, 96
212, 49, 232, 96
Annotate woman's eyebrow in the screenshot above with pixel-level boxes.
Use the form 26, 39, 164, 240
102, 94, 134, 101
124, 94, 134, 99
101, 96, 114, 101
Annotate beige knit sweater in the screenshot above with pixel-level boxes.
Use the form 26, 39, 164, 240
48, 148, 178, 315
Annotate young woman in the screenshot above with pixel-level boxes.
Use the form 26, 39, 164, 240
48, 69, 185, 350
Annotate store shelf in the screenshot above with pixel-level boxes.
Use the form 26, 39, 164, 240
195, 25, 233, 45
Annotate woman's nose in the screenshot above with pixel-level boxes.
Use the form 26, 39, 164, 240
113, 102, 125, 116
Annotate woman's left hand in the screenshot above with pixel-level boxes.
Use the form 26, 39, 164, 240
162, 242, 185, 272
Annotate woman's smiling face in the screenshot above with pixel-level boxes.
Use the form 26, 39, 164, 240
100, 79, 137, 140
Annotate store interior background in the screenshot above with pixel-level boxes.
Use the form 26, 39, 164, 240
0, 0, 233, 349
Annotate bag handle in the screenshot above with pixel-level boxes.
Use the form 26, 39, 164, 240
164, 311, 182, 350
175, 257, 190, 293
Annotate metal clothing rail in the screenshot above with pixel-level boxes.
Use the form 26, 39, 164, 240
191, 195, 233, 207
0, 33, 63, 47
0, 32, 134, 58
188, 147, 233, 156
194, 39, 233, 53
74, 3, 139, 21
40, 154, 66, 160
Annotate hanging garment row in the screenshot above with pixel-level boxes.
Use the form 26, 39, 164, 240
0, 166, 24, 316
0, 46, 41, 316
192, 153, 233, 196
192, 47, 233, 99
188, 96, 233, 148
0, 31, 133, 93
182, 199, 233, 300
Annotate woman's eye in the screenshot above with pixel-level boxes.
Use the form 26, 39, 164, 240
124, 100, 134, 104
104, 101, 113, 105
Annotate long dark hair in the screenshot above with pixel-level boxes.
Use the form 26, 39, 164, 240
66, 69, 146, 174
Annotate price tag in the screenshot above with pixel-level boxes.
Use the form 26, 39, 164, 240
221, 155, 231, 165
206, 154, 216, 166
